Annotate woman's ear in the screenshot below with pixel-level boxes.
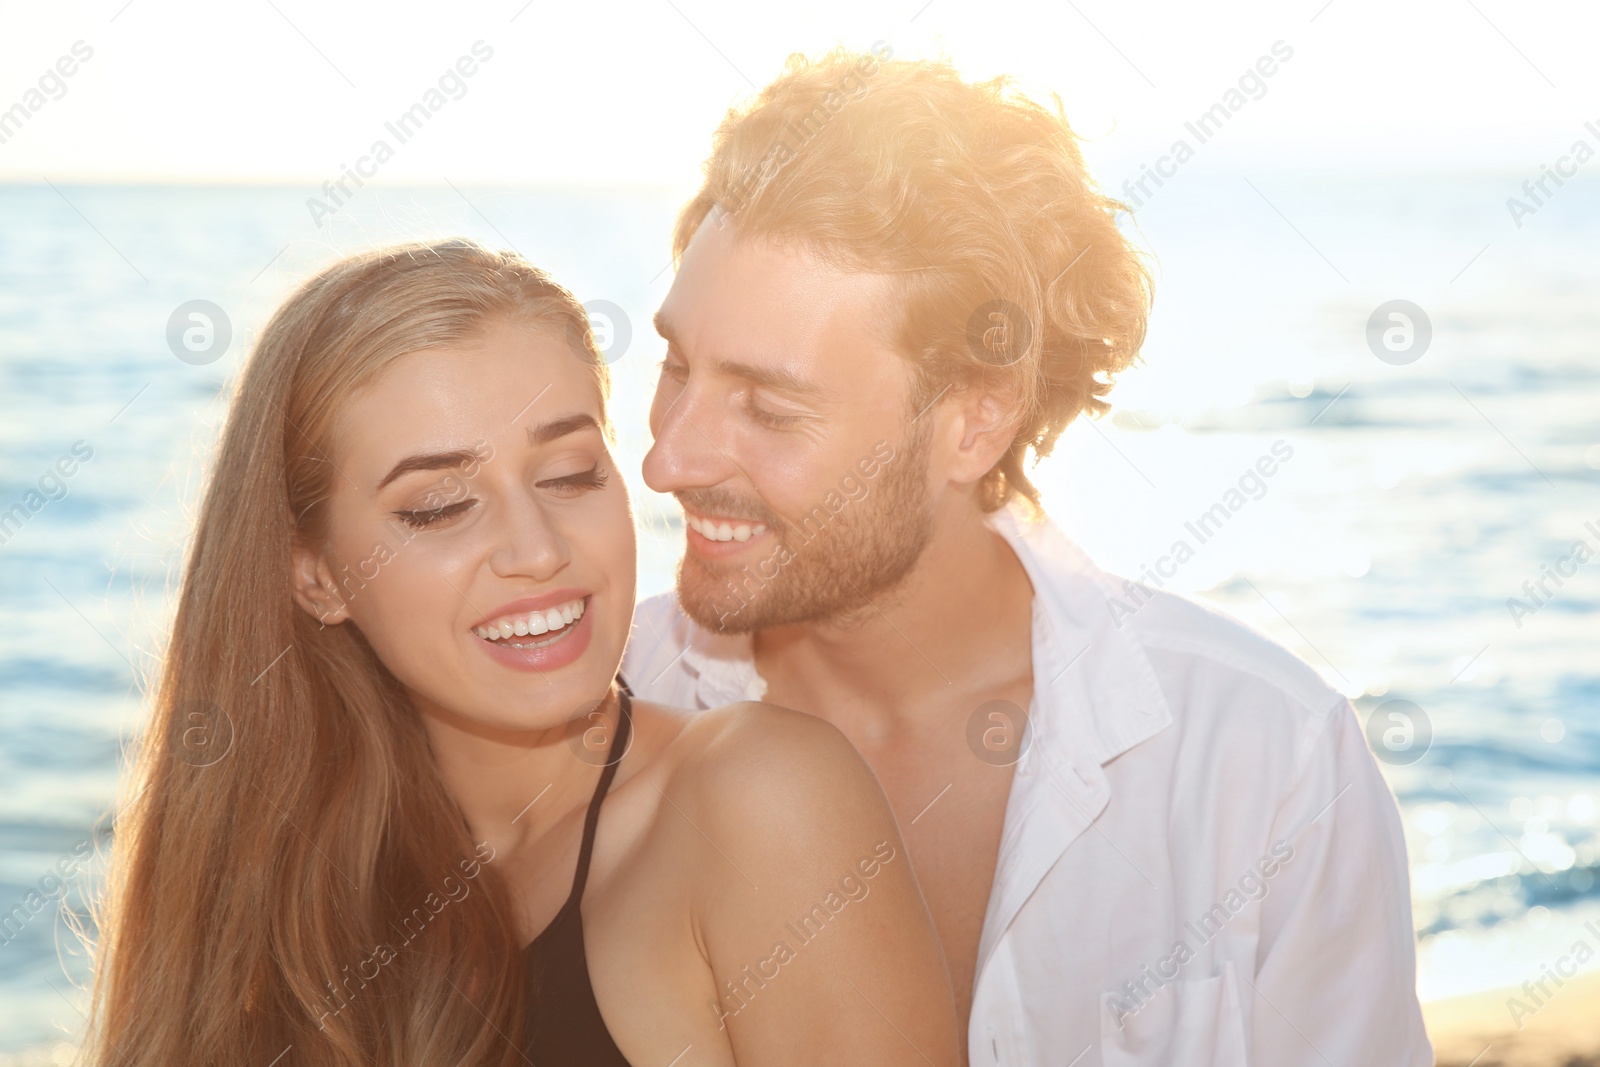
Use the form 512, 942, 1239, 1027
290, 537, 348, 627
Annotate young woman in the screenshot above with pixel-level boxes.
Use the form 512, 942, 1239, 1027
85, 240, 960, 1066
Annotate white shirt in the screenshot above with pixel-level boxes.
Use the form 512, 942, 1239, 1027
622, 500, 1433, 1067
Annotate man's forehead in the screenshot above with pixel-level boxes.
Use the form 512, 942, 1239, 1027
659, 216, 902, 353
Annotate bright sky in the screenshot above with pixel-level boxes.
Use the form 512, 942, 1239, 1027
0, 0, 1594, 187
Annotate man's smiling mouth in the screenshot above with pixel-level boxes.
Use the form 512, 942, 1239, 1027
682, 508, 769, 543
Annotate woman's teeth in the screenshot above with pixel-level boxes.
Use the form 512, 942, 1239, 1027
685, 512, 768, 543
473, 598, 585, 643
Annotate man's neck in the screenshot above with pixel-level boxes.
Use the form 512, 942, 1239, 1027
752, 499, 1036, 731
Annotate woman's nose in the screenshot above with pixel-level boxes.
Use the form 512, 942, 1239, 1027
487, 491, 570, 582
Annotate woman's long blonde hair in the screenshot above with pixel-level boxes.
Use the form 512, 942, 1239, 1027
85, 240, 609, 1066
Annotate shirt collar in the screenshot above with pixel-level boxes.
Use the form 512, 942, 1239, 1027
678, 616, 764, 708
673, 498, 1173, 765
988, 499, 1173, 765
974, 501, 1174, 984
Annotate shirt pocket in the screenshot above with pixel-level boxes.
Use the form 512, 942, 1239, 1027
1098, 960, 1249, 1067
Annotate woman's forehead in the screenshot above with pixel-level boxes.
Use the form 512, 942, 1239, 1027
332, 322, 607, 470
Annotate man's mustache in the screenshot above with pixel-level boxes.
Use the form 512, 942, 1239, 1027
674, 488, 785, 532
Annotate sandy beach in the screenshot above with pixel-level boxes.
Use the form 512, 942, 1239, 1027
1426, 969, 1600, 1067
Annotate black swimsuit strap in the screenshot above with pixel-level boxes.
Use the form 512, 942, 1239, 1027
558, 684, 632, 915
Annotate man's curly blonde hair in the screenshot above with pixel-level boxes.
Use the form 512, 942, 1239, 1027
674, 47, 1154, 513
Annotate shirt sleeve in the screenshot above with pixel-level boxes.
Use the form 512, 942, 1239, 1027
1247, 695, 1434, 1065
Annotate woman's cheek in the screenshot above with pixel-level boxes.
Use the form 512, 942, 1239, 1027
608, 492, 638, 574
362, 536, 467, 642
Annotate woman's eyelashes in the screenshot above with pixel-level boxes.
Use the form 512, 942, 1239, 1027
394, 499, 475, 530
538, 463, 609, 496
390, 464, 610, 529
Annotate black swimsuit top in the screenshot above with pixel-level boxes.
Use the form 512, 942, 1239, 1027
520, 682, 635, 1066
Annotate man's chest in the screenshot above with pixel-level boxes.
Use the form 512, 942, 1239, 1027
844, 716, 1023, 1030
738, 659, 1037, 1006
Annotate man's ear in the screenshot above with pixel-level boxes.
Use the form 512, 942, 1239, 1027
290, 537, 348, 627
942, 385, 1022, 487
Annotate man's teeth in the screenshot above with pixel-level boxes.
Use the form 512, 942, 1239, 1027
684, 513, 767, 543
472, 598, 585, 641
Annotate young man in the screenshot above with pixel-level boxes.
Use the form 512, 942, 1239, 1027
622, 49, 1432, 1066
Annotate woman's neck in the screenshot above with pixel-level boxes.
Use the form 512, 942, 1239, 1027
417, 688, 619, 862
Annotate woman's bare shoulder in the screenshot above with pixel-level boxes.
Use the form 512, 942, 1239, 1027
648, 700, 897, 866
664, 699, 867, 790
633, 701, 962, 1065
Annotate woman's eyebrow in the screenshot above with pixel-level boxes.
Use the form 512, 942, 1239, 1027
525, 412, 600, 445
374, 413, 599, 491
375, 447, 483, 491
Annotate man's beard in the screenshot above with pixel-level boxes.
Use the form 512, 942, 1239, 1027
675, 426, 934, 634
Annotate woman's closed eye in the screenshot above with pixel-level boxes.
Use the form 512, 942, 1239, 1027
393, 499, 476, 530
391, 463, 609, 529
538, 463, 609, 496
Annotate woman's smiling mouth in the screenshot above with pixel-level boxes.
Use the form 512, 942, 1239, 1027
470, 593, 595, 672
472, 596, 587, 645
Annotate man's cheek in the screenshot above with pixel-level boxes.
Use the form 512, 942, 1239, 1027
753, 469, 823, 529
